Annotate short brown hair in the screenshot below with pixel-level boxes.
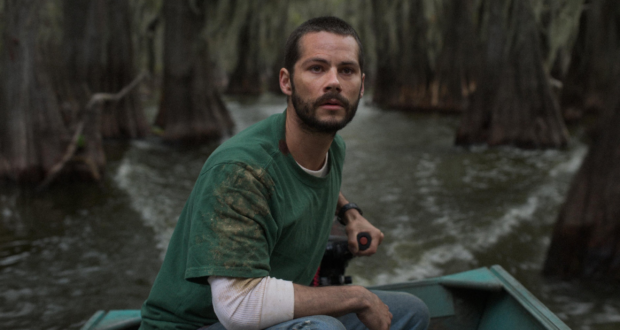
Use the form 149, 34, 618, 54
284, 16, 364, 77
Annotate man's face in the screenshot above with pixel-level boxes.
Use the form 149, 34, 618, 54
287, 31, 365, 134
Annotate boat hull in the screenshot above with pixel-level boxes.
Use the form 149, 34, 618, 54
80, 265, 570, 330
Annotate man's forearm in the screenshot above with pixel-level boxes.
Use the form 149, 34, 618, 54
337, 192, 350, 212
337, 192, 363, 226
293, 283, 370, 318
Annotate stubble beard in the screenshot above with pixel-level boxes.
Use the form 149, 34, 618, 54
291, 82, 361, 135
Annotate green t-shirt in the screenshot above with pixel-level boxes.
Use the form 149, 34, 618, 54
140, 111, 345, 329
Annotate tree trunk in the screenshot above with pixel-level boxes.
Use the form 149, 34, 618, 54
455, 0, 569, 148
155, 0, 233, 143
0, 0, 101, 183
266, 18, 288, 96
265, 1, 290, 95
543, 93, 620, 280
536, 0, 584, 81
431, 0, 480, 112
63, 0, 149, 139
370, 0, 477, 112
225, 1, 263, 95
371, 0, 432, 111
560, 0, 620, 120
267, 51, 286, 95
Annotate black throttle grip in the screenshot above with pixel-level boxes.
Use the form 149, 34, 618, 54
357, 232, 372, 251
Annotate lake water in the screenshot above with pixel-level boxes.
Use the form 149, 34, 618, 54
1, 94, 619, 329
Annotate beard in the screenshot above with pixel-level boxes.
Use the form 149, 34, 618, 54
291, 83, 361, 134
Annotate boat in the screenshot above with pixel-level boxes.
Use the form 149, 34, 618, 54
80, 265, 570, 330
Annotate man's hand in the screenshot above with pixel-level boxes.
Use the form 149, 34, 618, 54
342, 208, 384, 256
356, 288, 393, 330
293, 284, 392, 330
337, 192, 384, 256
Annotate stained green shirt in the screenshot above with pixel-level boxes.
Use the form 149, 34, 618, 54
140, 111, 345, 329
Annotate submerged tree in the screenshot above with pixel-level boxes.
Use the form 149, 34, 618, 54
265, 6, 290, 95
63, 0, 149, 139
204, 0, 291, 95
224, 0, 263, 95
455, 0, 569, 148
560, 0, 620, 120
543, 91, 620, 280
0, 0, 107, 184
0, 0, 70, 183
371, 0, 432, 110
430, 0, 480, 111
371, 0, 477, 112
536, 0, 584, 80
154, 0, 233, 143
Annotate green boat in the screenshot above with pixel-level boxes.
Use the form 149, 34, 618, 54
80, 265, 570, 330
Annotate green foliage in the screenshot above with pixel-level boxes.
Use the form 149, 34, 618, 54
77, 134, 85, 148
151, 126, 164, 137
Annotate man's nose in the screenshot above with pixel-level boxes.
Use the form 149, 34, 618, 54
323, 67, 342, 93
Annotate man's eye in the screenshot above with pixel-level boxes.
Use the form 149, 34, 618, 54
341, 68, 354, 74
310, 66, 322, 72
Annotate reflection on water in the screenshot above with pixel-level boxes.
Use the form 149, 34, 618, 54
0, 181, 161, 329
1, 94, 619, 330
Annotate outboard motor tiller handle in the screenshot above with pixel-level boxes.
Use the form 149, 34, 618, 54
357, 232, 372, 251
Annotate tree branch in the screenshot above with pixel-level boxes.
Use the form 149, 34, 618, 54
85, 71, 148, 109
38, 72, 148, 190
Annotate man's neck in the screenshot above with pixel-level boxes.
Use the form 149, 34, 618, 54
284, 106, 335, 171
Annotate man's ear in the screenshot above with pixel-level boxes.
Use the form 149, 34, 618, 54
360, 73, 365, 98
279, 68, 292, 96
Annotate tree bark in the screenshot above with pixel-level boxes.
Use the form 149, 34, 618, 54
0, 0, 110, 185
225, 1, 263, 96
560, 0, 620, 120
536, 0, 584, 80
455, 0, 569, 148
431, 0, 480, 112
267, 50, 286, 95
0, 0, 71, 183
265, 1, 290, 95
371, 0, 432, 111
543, 93, 620, 280
155, 0, 233, 143
63, 0, 149, 139
371, 0, 478, 112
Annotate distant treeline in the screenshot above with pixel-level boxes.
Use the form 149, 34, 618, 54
0, 0, 618, 180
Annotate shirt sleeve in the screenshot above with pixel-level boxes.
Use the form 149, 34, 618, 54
208, 276, 294, 330
185, 163, 278, 281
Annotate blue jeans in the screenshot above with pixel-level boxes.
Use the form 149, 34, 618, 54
204, 290, 430, 330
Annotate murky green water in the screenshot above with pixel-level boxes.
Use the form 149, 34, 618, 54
1, 94, 619, 329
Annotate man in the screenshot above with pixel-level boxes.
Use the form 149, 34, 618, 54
140, 17, 429, 330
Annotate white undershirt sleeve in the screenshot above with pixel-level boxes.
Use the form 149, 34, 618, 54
208, 276, 294, 330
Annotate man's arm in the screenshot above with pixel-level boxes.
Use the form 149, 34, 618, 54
209, 276, 294, 330
337, 192, 384, 256
210, 277, 392, 330
293, 283, 392, 330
